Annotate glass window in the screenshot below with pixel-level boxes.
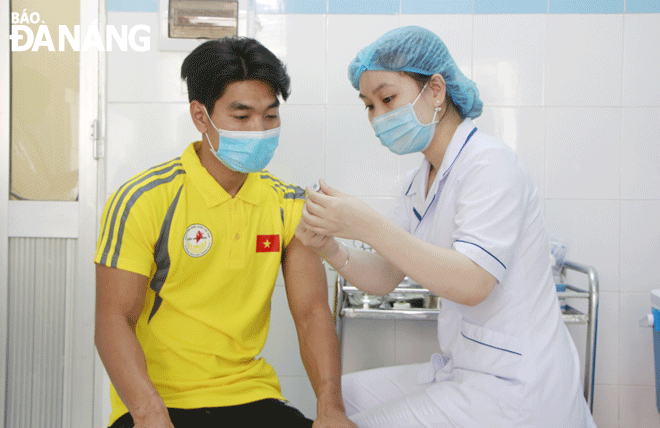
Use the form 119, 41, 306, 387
10, 0, 79, 201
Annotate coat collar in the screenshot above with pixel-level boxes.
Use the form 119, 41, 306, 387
405, 118, 477, 199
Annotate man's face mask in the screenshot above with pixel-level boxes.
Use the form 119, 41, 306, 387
203, 105, 280, 173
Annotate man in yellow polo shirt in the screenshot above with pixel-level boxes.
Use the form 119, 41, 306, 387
94, 37, 357, 428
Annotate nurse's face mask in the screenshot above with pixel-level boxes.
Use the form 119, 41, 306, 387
203, 105, 280, 173
370, 83, 440, 155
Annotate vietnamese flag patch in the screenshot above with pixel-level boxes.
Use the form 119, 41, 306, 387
256, 234, 280, 253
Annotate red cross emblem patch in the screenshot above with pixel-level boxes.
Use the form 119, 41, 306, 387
256, 234, 280, 253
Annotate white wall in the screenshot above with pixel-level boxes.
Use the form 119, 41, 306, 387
104, 9, 660, 428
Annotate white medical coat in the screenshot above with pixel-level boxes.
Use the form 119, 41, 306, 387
390, 118, 597, 427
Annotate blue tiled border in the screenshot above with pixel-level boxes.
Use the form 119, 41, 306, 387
475, 0, 547, 14
255, 0, 327, 14
107, 0, 158, 13
550, 0, 623, 14
402, 0, 473, 14
626, 0, 660, 13
108, 0, 660, 14
328, 0, 399, 14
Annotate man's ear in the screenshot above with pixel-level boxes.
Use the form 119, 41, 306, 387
190, 100, 209, 134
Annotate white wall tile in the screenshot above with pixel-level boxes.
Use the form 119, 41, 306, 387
619, 293, 656, 386
253, 14, 326, 105
326, 15, 400, 106
620, 201, 660, 293
546, 15, 623, 107
592, 384, 619, 428
475, 107, 546, 200
107, 12, 188, 104
619, 385, 660, 428
278, 375, 317, 420
106, 103, 198, 195
544, 200, 620, 292
621, 108, 660, 200
623, 15, 660, 107
545, 108, 622, 200
267, 104, 325, 187
325, 105, 399, 196
473, 15, 546, 106
397, 15, 473, 80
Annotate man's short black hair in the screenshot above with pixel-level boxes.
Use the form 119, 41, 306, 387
181, 37, 291, 114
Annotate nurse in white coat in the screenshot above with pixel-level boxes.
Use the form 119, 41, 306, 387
295, 26, 597, 428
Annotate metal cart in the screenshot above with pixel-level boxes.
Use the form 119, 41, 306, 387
333, 260, 599, 412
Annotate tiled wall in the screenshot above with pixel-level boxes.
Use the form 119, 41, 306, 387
104, 1, 660, 427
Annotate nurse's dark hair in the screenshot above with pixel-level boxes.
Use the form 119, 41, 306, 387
181, 37, 290, 115
402, 71, 455, 108
401, 71, 432, 89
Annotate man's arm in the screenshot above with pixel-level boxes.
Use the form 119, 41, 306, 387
95, 264, 174, 428
282, 237, 357, 428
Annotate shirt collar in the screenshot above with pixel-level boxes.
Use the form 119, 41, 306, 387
405, 117, 476, 197
182, 142, 262, 208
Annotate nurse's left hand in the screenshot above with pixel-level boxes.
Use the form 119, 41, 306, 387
303, 179, 377, 243
313, 408, 358, 428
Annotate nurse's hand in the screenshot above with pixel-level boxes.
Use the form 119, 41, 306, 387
302, 180, 377, 243
295, 216, 339, 259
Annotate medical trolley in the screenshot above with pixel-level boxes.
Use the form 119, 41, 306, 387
333, 260, 599, 412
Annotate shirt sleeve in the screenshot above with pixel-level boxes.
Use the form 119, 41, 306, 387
451, 148, 529, 283
94, 185, 159, 277
281, 185, 306, 249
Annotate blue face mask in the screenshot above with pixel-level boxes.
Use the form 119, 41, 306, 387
203, 106, 280, 173
370, 84, 440, 155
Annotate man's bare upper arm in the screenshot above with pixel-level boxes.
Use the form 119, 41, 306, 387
282, 237, 329, 322
96, 264, 149, 328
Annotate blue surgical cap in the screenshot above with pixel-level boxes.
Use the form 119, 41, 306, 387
348, 26, 483, 119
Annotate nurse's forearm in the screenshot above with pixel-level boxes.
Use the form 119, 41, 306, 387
322, 240, 406, 296
361, 214, 496, 306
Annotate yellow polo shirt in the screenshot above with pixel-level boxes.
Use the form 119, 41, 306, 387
94, 142, 305, 425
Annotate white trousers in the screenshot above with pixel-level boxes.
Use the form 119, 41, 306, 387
342, 363, 525, 428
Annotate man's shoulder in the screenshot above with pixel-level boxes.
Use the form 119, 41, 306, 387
106, 157, 186, 211
257, 171, 305, 202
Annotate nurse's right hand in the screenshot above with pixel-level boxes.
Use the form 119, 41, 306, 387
301, 180, 378, 243
295, 213, 339, 259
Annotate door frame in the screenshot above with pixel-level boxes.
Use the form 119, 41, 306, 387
0, 0, 10, 421
0, 0, 105, 426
